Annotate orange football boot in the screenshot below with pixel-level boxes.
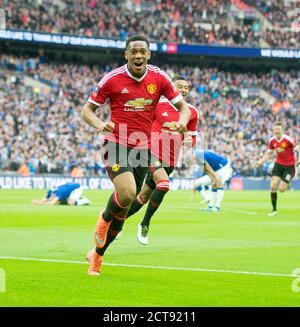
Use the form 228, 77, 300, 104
87, 248, 103, 276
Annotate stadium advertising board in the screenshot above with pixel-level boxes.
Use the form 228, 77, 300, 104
0, 175, 194, 190
1, 29, 300, 59
1, 175, 299, 190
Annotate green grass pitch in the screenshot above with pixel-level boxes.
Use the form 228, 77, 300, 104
0, 189, 300, 307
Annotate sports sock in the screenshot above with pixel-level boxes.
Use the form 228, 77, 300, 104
96, 219, 124, 256
140, 180, 170, 227
103, 192, 129, 222
126, 194, 147, 218
215, 188, 225, 208
209, 188, 217, 207
271, 192, 277, 211
201, 189, 210, 202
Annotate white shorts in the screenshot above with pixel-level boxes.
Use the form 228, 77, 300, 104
194, 162, 231, 187
69, 186, 83, 201
216, 162, 231, 184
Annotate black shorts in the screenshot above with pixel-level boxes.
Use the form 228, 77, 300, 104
271, 162, 295, 183
103, 141, 156, 193
145, 166, 174, 190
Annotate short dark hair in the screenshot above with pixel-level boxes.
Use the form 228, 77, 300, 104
274, 121, 283, 127
172, 75, 188, 82
126, 35, 150, 49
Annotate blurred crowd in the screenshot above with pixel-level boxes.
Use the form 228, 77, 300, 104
1, 0, 299, 49
245, 0, 300, 28
0, 54, 299, 178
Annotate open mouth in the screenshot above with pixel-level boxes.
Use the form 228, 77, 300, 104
134, 62, 143, 68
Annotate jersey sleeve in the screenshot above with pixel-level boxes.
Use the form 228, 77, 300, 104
186, 107, 199, 147
88, 76, 112, 106
268, 139, 274, 150
159, 71, 183, 105
291, 137, 298, 148
186, 106, 199, 134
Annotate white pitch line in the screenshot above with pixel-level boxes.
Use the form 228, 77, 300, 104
163, 205, 259, 215
222, 210, 258, 216
0, 256, 296, 278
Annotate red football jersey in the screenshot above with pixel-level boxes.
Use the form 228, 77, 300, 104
268, 134, 297, 166
151, 98, 199, 167
88, 64, 182, 149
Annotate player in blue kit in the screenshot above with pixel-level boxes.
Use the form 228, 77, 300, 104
32, 182, 90, 206
193, 149, 232, 211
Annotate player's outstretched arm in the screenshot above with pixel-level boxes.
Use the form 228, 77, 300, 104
81, 102, 114, 133
252, 150, 273, 168
32, 197, 59, 205
173, 99, 191, 134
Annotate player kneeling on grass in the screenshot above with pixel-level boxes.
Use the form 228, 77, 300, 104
193, 149, 231, 212
252, 122, 299, 216
32, 182, 90, 206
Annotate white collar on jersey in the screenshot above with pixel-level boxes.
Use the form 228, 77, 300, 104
274, 134, 284, 142
125, 64, 148, 82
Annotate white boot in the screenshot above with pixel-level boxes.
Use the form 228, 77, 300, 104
76, 197, 90, 206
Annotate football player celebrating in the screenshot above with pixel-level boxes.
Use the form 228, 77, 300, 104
81, 36, 190, 275
252, 122, 299, 216
125, 76, 199, 245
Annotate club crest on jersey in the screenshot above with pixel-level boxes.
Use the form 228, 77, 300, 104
147, 84, 157, 95
281, 142, 287, 148
112, 164, 120, 172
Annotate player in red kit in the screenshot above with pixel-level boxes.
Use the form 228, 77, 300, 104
125, 76, 199, 245
253, 122, 299, 216
81, 36, 191, 275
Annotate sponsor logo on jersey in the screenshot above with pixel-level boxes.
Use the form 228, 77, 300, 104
160, 128, 180, 135
163, 122, 177, 130
124, 98, 153, 111
147, 84, 157, 95
112, 164, 120, 172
